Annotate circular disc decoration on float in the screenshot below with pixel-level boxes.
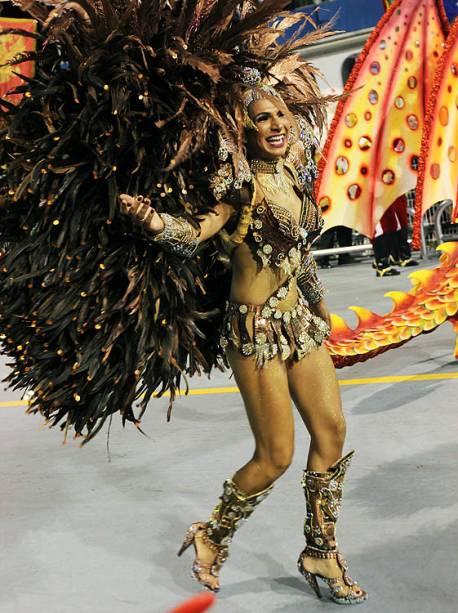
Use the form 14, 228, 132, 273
382, 169, 396, 185
358, 136, 373, 151
319, 196, 332, 213
335, 156, 350, 175
393, 138, 406, 153
347, 184, 362, 200
344, 113, 358, 128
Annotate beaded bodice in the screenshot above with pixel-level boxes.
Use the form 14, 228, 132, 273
247, 159, 323, 274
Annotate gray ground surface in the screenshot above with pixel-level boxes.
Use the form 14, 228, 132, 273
1, 255, 457, 613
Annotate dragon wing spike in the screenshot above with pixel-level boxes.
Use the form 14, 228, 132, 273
408, 269, 439, 289
384, 291, 416, 312
436, 241, 458, 259
348, 306, 386, 330
329, 313, 355, 339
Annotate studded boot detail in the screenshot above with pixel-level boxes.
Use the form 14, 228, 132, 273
297, 451, 367, 605
178, 478, 273, 592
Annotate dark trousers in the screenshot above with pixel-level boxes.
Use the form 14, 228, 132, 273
318, 226, 352, 265
373, 197, 412, 267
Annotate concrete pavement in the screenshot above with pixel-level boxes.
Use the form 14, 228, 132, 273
1, 256, 457, 613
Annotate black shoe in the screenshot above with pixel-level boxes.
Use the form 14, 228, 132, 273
389, 254, 419, 267
399, 258, 419, 267
373, 260, 401, 277
375, 266, 401, 277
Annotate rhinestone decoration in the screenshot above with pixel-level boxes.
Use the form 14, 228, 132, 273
300, 228, 309, 240
240, 66, 262, 86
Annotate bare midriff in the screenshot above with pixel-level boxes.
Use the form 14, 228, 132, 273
229, 242, 299, 311
228, 170, 303, 311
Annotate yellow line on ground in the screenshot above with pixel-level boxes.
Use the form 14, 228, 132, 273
338, 372, 458, 385
1, 400, 31, 407
0, 372, 456, 409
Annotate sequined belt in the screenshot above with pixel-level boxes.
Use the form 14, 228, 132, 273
219, 276, 330, 368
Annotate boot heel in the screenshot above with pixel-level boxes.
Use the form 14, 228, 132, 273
177, 522, 224, 592
177, 524, 198, 557
304, 571, 322, 599
177, 537, 192, 557
298, 551, 322, 600
298, 455, 367, 604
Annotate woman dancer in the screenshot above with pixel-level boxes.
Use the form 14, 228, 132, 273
119, 83, 367, 605
1, 1, 366, 605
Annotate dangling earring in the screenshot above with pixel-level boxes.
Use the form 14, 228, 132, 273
288, 123, 297, 145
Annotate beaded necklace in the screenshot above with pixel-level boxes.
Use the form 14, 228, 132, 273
249, 158, 290, 196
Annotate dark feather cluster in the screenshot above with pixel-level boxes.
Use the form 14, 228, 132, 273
0, 0, 331, 442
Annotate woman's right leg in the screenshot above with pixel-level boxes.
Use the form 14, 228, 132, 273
228, 349, 296, 494
183, 351, 296, 590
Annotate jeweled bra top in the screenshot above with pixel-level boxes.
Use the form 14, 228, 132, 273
246, 158, 323, 275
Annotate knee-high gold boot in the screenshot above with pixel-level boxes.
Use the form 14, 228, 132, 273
178, 478, 273, 592
297, 451, 367, 605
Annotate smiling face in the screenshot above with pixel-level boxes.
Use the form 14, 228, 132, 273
245, 97, 291, 160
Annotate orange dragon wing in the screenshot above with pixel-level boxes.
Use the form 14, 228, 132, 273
316, 0, 448, 238
414, 17, 458, 246
327, 242, 458, 366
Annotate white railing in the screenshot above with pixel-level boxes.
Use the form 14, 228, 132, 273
312, 200, 457, 261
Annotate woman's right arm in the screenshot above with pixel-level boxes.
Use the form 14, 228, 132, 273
119, 194, 234, 257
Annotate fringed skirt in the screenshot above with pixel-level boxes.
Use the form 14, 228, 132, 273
219, 281, 330, 368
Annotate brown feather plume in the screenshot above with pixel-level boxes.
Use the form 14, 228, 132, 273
0, 0, 333, 442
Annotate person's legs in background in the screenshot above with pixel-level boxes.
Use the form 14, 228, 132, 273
336, 226, 353, 265
316, 228, 335, 269
372, 205, 400, 277
389, 195, 419, 267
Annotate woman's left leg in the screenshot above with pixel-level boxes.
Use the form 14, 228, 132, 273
287, 345, 345, 472
286, 345, 367, 604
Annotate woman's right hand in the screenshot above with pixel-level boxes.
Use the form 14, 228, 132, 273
119, 194, 165, 234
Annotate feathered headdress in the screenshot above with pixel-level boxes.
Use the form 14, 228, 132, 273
0, 0, 332, 442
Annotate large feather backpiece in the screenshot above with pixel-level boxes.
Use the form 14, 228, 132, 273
0, 0, 331, 443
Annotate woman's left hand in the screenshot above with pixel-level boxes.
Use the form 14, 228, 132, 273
310, 298, 331, 330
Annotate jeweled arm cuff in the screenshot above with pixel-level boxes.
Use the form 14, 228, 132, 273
151, 213, 199, 258
298, 252, 325, 305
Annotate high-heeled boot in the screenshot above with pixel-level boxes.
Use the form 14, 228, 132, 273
297, 451, 367, 605
178, 478, 273, 592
